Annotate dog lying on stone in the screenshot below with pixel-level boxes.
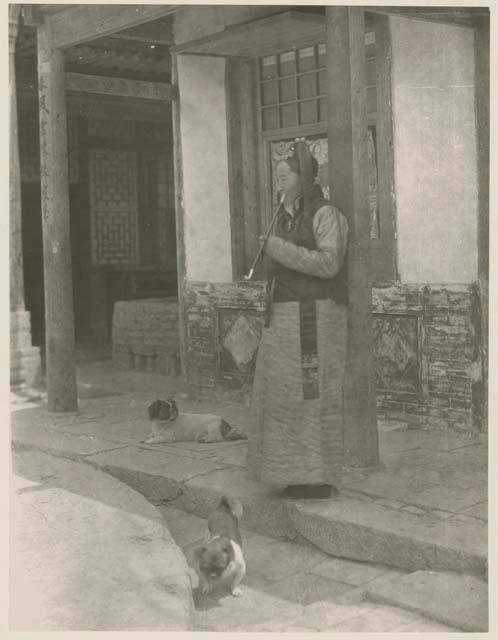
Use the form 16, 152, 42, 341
142, 399, 247, 444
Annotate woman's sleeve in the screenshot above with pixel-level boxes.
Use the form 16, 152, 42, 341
265, 205, 349, 278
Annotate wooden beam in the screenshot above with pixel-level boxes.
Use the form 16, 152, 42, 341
226, 59, 245, 278
474, 14, 489, 433
64, 44, 170, 76
37, 20, 78, 412
371, 14, 398, 283
47, 5, 178, 49
240, 60, 261, 277
326, 6, 379, 468
108, 20, 174, 45
225, 58, 260, 278
67, 94, 170, 123
17, 86, 171, 124
171, 55, 188, 380
106, 32, 174, 46
65, 72, 177, 101
363, 6, 484, 28
171, 11, 325, 58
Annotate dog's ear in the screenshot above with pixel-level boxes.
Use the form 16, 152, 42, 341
147, 400, 160, 421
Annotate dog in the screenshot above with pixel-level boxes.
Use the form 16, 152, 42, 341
143, 399, 247, 444
193, 496, 246, 598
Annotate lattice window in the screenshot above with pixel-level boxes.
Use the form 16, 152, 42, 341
260, 35, 378, 133
260, 44, 327, 131
89, 149, 138, 266
260, 32, 380, 240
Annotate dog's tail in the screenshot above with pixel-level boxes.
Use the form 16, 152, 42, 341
220, 419, 247, 441
219, 495, 243, 522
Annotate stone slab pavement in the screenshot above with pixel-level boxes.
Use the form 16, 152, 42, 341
10, 449, 194, 631
365, 569, 488, 632
158, 505, 458, 632
10, 362, 488, 629
11, 379, 488, 575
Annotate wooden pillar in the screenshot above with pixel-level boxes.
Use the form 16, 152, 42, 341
9, 5, 24, 311
474, 14, 489, 432
10, 6, 41, 388
326, 6, 379, 468
37, 19, 78, 412
171, 54, 188, 380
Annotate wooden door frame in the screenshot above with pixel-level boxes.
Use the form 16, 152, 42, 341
249, 25, 398, 285
370, 13, 398, 284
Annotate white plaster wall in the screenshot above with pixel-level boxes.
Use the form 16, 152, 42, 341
390, 16, 478, 283
177, 55, 232, 282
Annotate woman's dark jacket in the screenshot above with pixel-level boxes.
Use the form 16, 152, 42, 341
266, 185, 349, 305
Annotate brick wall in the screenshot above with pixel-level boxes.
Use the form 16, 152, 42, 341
373, 283, 482, 433
182, 280, 484, 433
184, 281, 267, 403
112, 298, 181, 375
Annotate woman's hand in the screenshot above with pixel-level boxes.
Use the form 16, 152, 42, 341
264, 206, 348, 279
259, 234, 276, 252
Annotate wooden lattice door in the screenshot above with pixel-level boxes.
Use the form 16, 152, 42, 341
88, 149, 139, 267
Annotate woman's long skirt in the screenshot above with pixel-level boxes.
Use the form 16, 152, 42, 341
247, 299, 347, 488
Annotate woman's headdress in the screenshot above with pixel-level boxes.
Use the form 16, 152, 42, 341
287, 138, 318, 212
283, 138, 318, 215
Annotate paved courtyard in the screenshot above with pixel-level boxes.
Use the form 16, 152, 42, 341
12, 360, 487, 523
10, 359, 488, 631
161, 505, 458, 632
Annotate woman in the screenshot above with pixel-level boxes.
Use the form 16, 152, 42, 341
247, 140, 349, 499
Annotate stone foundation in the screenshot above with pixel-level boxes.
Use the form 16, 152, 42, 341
111, 282, 484, 433
184, 280, 267, 403
372, 283, 482, 433
182, 280, 484, 433
10, 310, 42, 388
112, 298, 181, 376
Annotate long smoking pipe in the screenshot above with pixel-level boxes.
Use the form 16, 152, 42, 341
244, 192, 285, 280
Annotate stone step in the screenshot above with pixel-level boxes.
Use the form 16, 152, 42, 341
81, 448, 487, 578
160, 505, 458, 633
364, 570, 488, 632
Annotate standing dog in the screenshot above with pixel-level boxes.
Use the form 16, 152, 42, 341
193, 496, 246, 598
143, 399, 247, 444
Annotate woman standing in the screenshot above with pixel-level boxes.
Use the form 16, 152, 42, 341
247, 140, 349, 499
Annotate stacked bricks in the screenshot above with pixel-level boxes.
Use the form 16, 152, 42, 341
373, 283, 482, 433
10, 310, 42, 388
184, 281, 267, 402
183, 280, 483, 433
112, 297, 181, 376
